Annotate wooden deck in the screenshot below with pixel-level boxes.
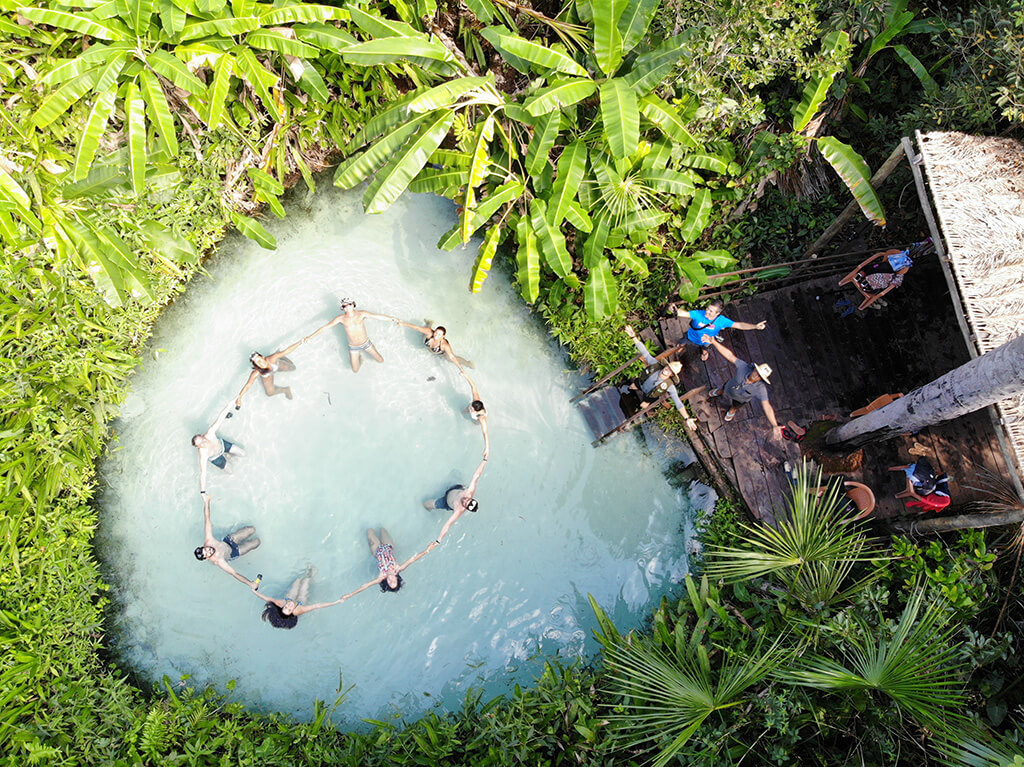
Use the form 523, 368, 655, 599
655, 253, 1013, 525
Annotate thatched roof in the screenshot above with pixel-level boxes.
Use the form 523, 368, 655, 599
916, 131, 1024, 486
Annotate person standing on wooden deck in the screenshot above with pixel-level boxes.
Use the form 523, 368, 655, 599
624, 326, 687, 413
705, 336, 783, 438
670, 299, 767, 361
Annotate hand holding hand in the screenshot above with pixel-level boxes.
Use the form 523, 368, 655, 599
428, 540, 439, 552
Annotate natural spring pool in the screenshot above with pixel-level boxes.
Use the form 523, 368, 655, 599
97, 185, 714, 723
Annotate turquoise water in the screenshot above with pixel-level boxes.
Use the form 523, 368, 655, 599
97, 185, 712, 723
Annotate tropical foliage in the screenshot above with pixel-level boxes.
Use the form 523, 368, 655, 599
4, 0, 1024, 763
333, 0, 745, 319
596, 465, 1008, 766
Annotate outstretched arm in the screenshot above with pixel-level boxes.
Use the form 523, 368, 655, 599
706, 336, 738, 365
733, 320, 767, 331
202, 496, 215, 544
624, 325, 658, 366
198, 447, 209, 494
396, 320, 432, 336
294, 597, 348, 615
235, 370, 260, 408
337, 577, 384, 601
480, 417, 490, 460
362, 311, 396, 322
466, 456, 488, 496
205, 400, 235, 440
397, 541, 439, 572
435, 509, 463, 543
760, 399, 782, 437
666, 385, 687, 414
304, 315, 343, 344
271, 337, 306, 360
249, 589, 283, 607
215, 559, 257, 588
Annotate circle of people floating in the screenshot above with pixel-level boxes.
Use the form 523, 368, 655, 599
191, 299, 489, 630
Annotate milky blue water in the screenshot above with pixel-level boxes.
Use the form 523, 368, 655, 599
97, 185, 712, 724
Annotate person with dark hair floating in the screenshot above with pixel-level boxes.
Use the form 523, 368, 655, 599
193, 495, 260, 586
192, 400, 246, 494
305, 298, 397, 373
250, 565, 346, 630
341, 529, 438, 598
461, 373, 490, 459
669, 298, 767, 361
425, 456, 488, 543
394, 320, 473, 369
234, 336, 307, 407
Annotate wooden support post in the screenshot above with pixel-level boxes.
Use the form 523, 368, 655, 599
803, 142, 907, 257
593, 393, 668, 446
891, 508, 1024, 534
907, 132, 1024, 507
571, 353, 643, 404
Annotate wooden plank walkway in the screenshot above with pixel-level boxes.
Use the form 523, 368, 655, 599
658, 253, 1013, 524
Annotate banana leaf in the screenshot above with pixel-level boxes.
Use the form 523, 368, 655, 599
363, 110, 456, 213
584, 258, 618, 319
599, 78, 639, 160
817, 136, 886, 226
515, 215, 540, 303
470, 224, 502, 293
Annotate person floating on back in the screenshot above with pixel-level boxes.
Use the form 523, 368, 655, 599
192, 400, 246, 494
249, 564, 347, 630
425, 456, 488, 543
339, 528, 438, 598
235, 337, 307, 407
670, 299, 767, 361
193, 495, 260, 586
705, 336, 783, 439
305, 298, 396, 373
396, 320, 473, 369
461, 372, 490, 459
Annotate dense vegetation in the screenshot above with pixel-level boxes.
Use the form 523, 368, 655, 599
2, 0, 1023, 763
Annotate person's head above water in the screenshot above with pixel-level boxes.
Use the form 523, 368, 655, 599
194, 545, 215, 561
191, 434, 206, 447
340, 298, 356, 311
262, 602, 298, 629
462, 497, 479, 512
471, 400, 485, 413
379, 572, 404, 593
432, 326, 446, 339
249, 352, 270, 371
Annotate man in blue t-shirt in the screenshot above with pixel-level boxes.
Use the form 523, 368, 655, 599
671, 299, 767, 360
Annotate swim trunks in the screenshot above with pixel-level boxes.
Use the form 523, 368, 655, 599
349, 338, 373, 352
222, 535, 240, 561
210, 438, 232, 469
435, 484, 465, 511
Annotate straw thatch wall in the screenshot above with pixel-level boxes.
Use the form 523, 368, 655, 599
917, 131, 1024, 482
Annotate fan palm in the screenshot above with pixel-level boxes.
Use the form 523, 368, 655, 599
603, 625, 784, 766
779, 586, 968, 736
703, 460, 882, 609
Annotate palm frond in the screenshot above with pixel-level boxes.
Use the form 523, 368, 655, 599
780, 586, 968, 734
704, 460, 881, 608
604, 631, 784, 766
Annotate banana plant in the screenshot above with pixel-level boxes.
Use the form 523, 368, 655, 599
334, 0, 738, 320
17, 0, 349, 196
